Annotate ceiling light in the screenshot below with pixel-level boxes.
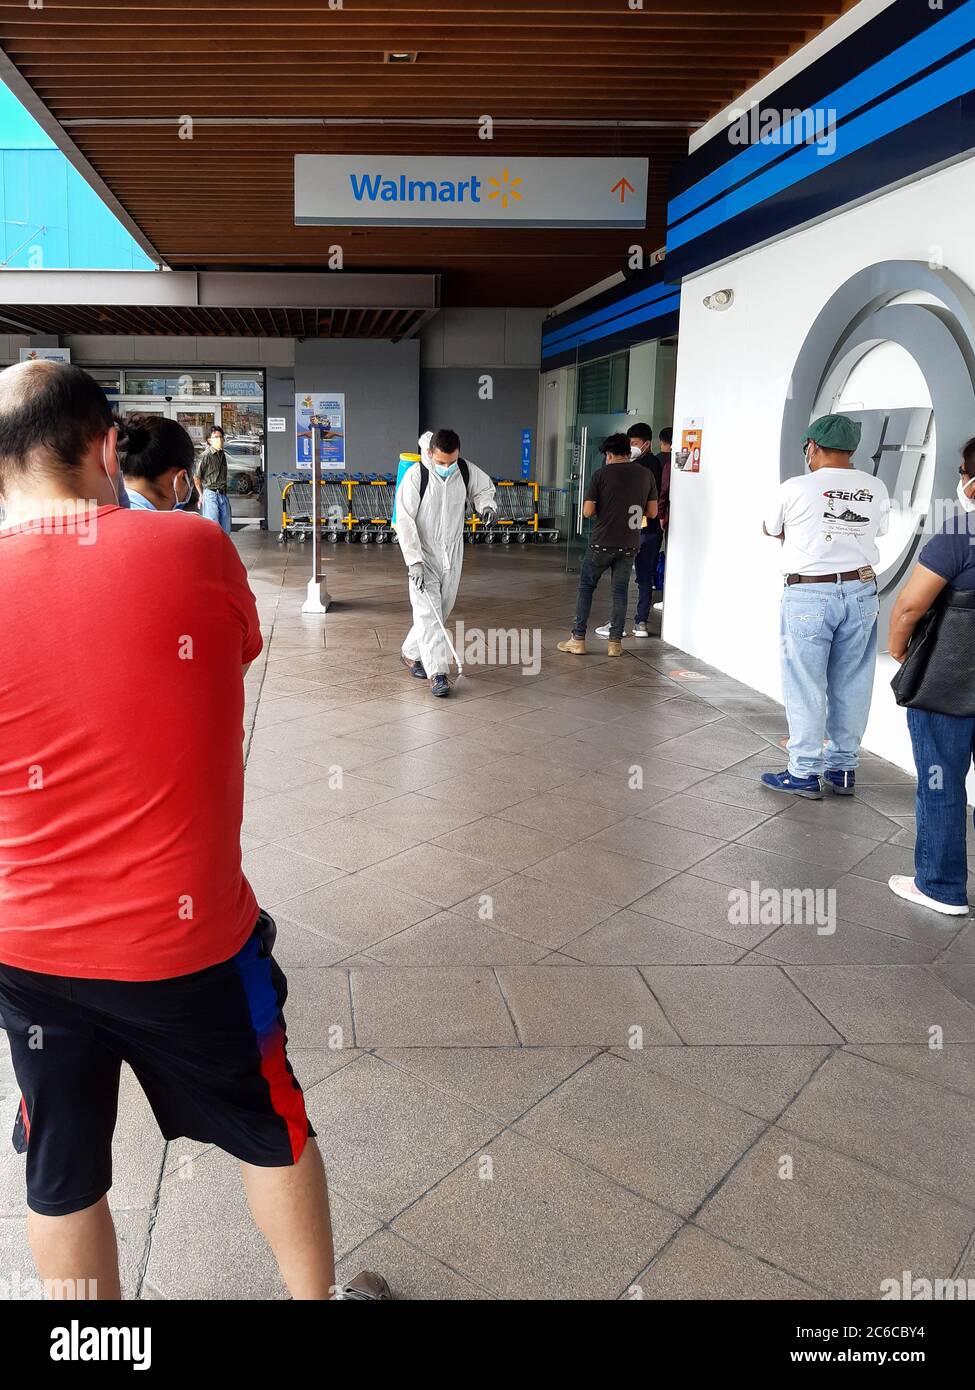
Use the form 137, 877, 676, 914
385, 52, 418, 64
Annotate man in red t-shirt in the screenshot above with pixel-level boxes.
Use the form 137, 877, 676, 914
0, 361, 387, 1301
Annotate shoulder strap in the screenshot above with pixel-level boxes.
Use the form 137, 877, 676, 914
459, 458, 470, 490
418, 460, 429, 504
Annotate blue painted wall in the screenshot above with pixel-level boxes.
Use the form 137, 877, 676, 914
0, 82, 154, 270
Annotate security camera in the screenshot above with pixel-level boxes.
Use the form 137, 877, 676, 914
703, 289, 734, 311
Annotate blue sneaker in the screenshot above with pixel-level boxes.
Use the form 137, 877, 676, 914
761, 771, 823, 800
401, 653, 427, 679
824, 770, 855, 796
430, 674, 450, 698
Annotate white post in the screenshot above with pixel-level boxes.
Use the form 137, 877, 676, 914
301, 419, 331, 613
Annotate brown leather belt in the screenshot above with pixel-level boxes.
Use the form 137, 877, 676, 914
785, 568, 875, 586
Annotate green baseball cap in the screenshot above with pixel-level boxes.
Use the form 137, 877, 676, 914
804, 413, 862, 453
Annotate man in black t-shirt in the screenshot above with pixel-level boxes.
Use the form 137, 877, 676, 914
558, 433, 657, 657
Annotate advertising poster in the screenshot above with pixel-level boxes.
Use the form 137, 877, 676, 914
19, 347, 71, 363
678, 418, 704, 473
296, 392, 346, 469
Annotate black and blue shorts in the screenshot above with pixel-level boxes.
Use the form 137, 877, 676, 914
0, 911, 314, 1216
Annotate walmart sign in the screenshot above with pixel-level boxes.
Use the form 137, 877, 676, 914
294, 155, 648, 229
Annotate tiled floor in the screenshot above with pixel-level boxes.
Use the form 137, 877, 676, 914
2, 529, 974, 1300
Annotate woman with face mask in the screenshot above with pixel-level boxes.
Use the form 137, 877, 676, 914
118, 414, 198, 513
886, 435, 975, 914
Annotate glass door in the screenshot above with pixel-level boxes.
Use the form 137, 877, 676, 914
563, 348, 632, 573
173, 407, 218, 465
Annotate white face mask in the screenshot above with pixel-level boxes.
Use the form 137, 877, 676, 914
630, 445, 642, 460
958, 477, 975, 512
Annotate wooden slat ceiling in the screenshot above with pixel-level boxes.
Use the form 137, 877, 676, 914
1, 303, 430, 339
0, 0, 849, 310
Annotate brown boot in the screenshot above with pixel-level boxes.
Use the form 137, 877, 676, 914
557, 635, 586, 655
607, 639, 623, 657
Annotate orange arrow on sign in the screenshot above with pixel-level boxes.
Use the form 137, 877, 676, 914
611, 177, 635, 203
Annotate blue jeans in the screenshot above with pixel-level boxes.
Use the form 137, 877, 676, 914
573, 545, 634, 640
907, 708, 974, 907
201, 489, 232, 534
633, 529, 662, 624
780, 578, 879, 779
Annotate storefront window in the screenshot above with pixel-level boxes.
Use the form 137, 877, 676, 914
220, 372, 263, 398
122, 372, 217, 397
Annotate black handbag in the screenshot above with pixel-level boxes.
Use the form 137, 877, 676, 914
891, 587, 975, 715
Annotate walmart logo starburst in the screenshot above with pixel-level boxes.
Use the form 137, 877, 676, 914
487, 168, 524, 210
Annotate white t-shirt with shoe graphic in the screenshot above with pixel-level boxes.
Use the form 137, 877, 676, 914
764, 467, 890, 576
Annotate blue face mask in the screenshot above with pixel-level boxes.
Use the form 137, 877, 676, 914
435, 462, 458, 479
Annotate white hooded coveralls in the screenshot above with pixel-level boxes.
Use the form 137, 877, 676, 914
396, 432, 496, 676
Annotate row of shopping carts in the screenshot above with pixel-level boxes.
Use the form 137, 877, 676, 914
277, 472, 567, 545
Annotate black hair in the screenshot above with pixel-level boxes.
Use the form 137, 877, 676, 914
118, 414, 195, 482
209, 425, 224, 437
659, 426, 673, 446
0, 361, 114, 490
601, 433, 632, 457
628, 422, 653, 443
430, 428, 460, 454
962, 437, 975, 477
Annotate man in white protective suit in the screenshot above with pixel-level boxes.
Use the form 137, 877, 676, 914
396, 427, 497, 697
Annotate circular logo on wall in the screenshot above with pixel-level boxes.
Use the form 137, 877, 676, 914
780, 261, 975, 596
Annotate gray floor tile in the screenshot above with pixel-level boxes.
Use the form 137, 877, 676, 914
831, 875, 968, 946
779, 796, 903, 841
779, 1050, 975, 1208
737, 817, 880, 872
933, 962, 975, 1006
651, 725, 770, 772
335, 1230, 493, 1300
368, 912, 543, 965
785, 965, 975, 1042
632, 1225, 824, 1300
856, 784, 923, 818
522, 842, 675, 909
584, 817, 727, 871
750, 918, 938, 965
610, 1044, 832, 1120
629, 873, 780, 950
497, 965, 681, 1045
242, 791, 339, 842
843, 1043, 975, 1099
304, 1054, 498, 1220
690, 843, 843, 893
496, 790, 627, 840
452, 873, 616, 948
360, 843, 508, 909
352, 791, 485, 840
515, 1052, 765, 1216
276, 817, 421, 870
291, 772, 399, 818
841, 840, 917, 884
641, 966, 844, 1044
376, 1046, 598, 1123
268, 875, 439, 952
561, 910, 744, 965
431, 815, 573, 870
697, 1127, 974, 1298
940, 921, 975, 962
242, 843, 346, 905
350, 966, 518, 1046
637, 792, 772, 840
392, 1128, 680, 1300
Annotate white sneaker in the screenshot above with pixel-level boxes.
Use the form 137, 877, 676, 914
888, 875, 969, 916
633, 622, 649, 638
652, 601, 663, 611
595, 624, 628, 639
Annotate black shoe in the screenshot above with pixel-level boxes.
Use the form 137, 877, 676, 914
401, 654, 426, 679
431, 674, 450, 698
